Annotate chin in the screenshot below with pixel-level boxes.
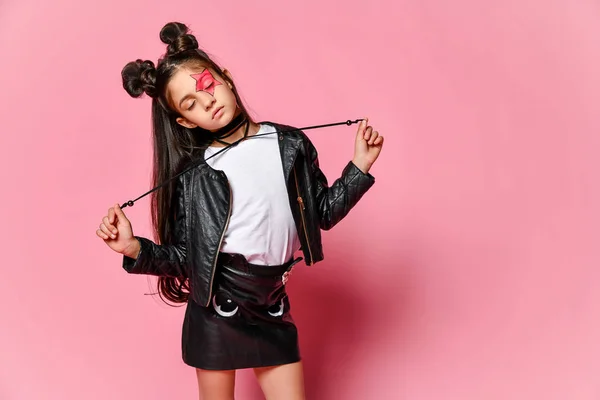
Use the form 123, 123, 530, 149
208, 106, 236, 130
221, 108, 235, 124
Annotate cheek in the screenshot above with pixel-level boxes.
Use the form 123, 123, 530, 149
220, 85, 237, 105
178, 108, 209, 127
187, 113, 211, 126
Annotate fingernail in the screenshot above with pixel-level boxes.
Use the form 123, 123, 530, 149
111, 235, 116, 239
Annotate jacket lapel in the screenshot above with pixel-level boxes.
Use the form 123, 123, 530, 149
260, 121, 303, 183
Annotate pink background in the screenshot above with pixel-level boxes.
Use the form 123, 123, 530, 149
1, 0, 599, 399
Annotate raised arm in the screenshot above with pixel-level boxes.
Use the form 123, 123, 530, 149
96, 172, 188, 277
305, 137, 375, 230
120, 177, 188, 278
304, 118, 383, 230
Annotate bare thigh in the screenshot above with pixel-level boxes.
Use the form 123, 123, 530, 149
195, 368, 236, 400
253, 361, 306, 400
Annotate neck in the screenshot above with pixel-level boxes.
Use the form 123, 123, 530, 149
209, 113, 260, 147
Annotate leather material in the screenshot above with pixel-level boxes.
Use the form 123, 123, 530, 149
205, 252, 301, 325
181, 253, 301, 370
122, 121, 376, 307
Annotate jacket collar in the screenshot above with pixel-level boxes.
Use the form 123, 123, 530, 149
260, 121, 304, 182
196, 120, 304, 183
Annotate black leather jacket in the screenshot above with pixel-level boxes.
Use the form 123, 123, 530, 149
122, 121, 375, 307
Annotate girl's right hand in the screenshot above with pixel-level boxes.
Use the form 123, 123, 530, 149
96, 203, 140, 258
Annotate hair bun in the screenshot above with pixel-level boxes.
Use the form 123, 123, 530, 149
160, 22, 198, 55
159, 22, 188, 45
121, 59, 157, 98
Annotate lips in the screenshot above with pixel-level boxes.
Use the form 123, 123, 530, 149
212, 106, 224, 119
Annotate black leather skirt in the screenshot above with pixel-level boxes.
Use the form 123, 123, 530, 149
181, 252, 303, 370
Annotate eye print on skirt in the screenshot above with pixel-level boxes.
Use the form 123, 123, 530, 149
267, 298, 285, 317
211, 292, 287, 318
211, 292, 239, 317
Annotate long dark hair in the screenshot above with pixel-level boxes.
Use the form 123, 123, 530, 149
120, 22, 254, 305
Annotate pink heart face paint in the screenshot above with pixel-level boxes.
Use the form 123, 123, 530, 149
190, 69, 222, 96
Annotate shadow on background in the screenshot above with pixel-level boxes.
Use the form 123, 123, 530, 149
234, 246, 411, 399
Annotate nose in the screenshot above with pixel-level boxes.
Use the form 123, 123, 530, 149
199, 94, 216, 111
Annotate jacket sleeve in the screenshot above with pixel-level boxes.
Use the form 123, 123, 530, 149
305, 135, 376, 230
121, 177, 188, 278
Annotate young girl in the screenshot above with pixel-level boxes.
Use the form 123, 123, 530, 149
96, 21, 383, 400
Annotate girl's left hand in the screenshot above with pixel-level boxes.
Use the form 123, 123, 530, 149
352, 118, 384, 174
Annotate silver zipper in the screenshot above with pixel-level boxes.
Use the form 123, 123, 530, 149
293, 165, 314, 265
205, 175, 233, 306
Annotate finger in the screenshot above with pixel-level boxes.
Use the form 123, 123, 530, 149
100, 223, 116, 239
96, 229, 109, 240
108, 207, 116, 225
364, 126, 373, 141
103, 216, 118, 235
113, 203, 127, 221
368, 130, 379, 145
368, 131, 378, 145
100, 222, 116, 239
374, 136, 384, 145
357, 117, 368, 138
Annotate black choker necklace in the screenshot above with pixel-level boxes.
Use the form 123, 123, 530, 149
212, 113, 248, 145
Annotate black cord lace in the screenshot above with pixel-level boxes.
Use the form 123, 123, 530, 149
120, 118, 364, 209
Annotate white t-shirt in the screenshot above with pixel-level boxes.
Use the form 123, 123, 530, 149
204, 123, 301, 266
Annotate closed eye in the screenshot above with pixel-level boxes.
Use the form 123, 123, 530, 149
187, 100, 196, 111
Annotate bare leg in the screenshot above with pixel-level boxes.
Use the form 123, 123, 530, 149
253, 361, 306, 400
195, 368, 236, 400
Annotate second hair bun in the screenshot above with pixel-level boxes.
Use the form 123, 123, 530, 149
160, 22, 199, 55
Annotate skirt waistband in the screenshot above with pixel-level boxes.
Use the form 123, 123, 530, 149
217, 252, 303, 277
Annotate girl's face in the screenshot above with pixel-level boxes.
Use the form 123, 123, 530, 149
168, 66, 238, 131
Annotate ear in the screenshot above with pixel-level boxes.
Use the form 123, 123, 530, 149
221, 68, 234, 89
176, 117, 198, 129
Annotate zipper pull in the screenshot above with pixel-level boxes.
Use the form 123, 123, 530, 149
297, 196, 305, 210
288, 256, 304, 269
